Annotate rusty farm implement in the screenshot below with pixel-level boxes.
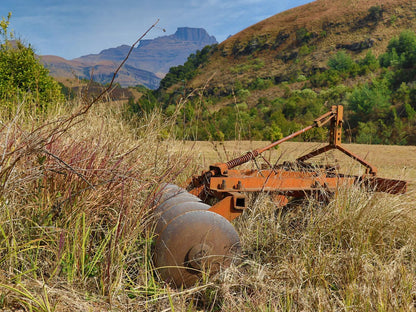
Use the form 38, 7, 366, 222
152, 105, 407, 287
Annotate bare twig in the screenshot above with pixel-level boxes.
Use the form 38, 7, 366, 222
79, 19, 160, 115
42, 149, 95, 189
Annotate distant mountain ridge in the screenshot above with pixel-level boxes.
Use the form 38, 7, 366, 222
41, 27, 217, 89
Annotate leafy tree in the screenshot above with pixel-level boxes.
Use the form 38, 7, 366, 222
264, 123, 283, 141
356, 121, 381, 144
328, 51, 356, 73
358, 50, 379, 74
348, 80, 391, 118
0, 13, 62, 113
380, 30, 416, 69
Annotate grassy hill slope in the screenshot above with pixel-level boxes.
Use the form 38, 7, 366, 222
190, 0, 415, 91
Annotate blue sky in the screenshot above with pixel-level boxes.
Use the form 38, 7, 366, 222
1, 0, 313, 60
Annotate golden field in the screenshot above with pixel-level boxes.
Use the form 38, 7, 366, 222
1, 100, 415, 311
177, 140, 416, 186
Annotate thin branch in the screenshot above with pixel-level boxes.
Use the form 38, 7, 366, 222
42, 149, 96, 189
79, 19, 160, 114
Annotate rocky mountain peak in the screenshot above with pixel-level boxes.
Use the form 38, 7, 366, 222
42, 27, 218, 89
173, 27, 217, 43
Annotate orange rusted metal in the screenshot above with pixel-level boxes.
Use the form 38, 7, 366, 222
187, 105, 408, 222
208, 194, 246, 221
271, 194, 289, 208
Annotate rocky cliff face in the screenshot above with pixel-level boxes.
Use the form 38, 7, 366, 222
174, 27, 217, 42
42, 27, 217, 89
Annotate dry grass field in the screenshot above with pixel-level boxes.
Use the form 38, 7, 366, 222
1, 100, 415, 311
177, 140, 416, 186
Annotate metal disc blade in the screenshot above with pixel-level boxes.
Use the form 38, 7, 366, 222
154, 210, 241, 287
154, 201, 210, 235
154, 183, 188, 205
153, 192, 202, 218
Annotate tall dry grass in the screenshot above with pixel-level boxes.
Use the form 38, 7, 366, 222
0, 96, 415, 311
220, 187, 416, 311
0, 98, 197, 311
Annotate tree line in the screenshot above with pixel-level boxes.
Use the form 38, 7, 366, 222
130, 30, 416, 145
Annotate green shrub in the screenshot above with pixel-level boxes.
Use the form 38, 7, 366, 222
0, 13, 62, 114
328, 51, 356, 73
236, 102, 248, 110
356, 121, 381, 144
358, 50, 379, 74
296, 27, 315, 44
264, 122, 283, 141
298, 44, 315, 57
348, 80, 391, 116
380, 30, 416, 69
368, 5, 384, 22
249, 77, 273, 90
236, 89, 250, 100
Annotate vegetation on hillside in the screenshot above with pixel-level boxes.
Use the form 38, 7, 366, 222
131, 27, 416, 144
127, 3, 416, 145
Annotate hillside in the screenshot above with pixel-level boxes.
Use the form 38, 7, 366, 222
41, 27, 217, 89
186, 0, 415, 90
148, 0, 416, 144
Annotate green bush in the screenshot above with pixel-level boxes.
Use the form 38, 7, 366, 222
356, 121, 381, 144
249, 77, 273, 90
358, 51, 379, 74
0, 13, 62, 114
328, 51, 356, 73
380, 30, 416, 69
348, 80, 391, 116
368, 5, 384, 22
296, 27, 315, 44
264, 122, 283, 141
236, 89, 250, 100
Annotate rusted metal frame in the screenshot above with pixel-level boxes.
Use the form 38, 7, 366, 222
296, 145, 335, 162
221, 125, 316, 172
296, 144, 378, 175
209, 175, 356, 193
313, 106, 337, 127
331, 105, 343, 146
203, 106, 341, 177
225, 169, 317, 178
335, 144, 377, 175
205, 173, 408, 221
297, 105, 377, 175
207, 192, 246, 221
361, 176, 407, 194
188, 103, 406, 225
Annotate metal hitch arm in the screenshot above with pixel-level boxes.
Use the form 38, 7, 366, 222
209, 105, 340, 175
